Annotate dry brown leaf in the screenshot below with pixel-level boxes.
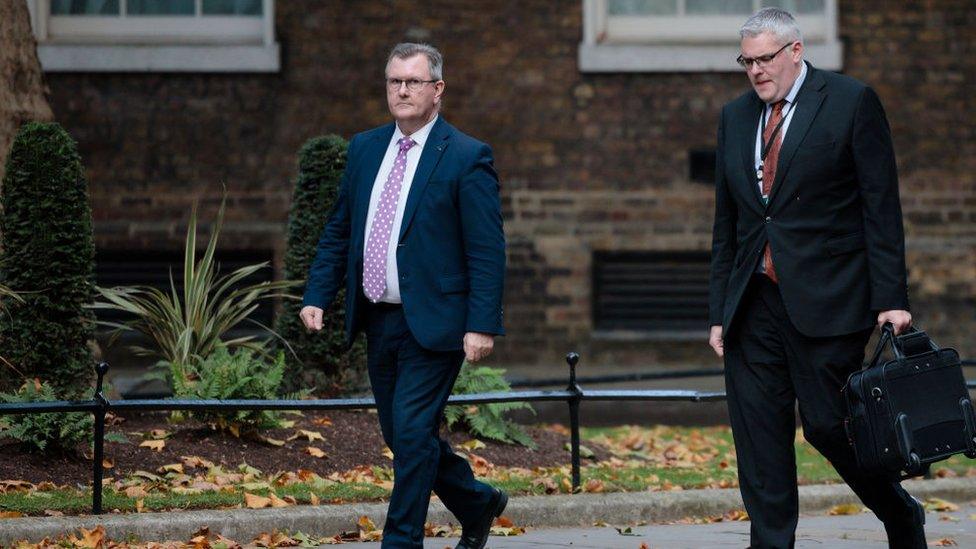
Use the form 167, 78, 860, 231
584, 478, 605, 493
180, 455, 215, 469
305, 446, 327, 458
124, 486, 148, 498
269, 493, 291, 508
310, 492, 320, 505
159, 463, 184, 474
258, 435, 286, 447
72, 525, 106, 549
244, 493, 271, 509
459, 439, 486, 451
0, 511, 24, 518
102, 458, 114, 469
147, 429, 169, 439
139, 439, 166, 452
135, 498, 145, 513
312, 417, 333, 427
382, 447, 394, 460
933, 537, 958, 546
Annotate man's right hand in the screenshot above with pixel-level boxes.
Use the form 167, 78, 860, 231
709, 325, 724, 358
300, 305, 324, 331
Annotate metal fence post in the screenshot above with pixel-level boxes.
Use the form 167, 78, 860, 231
91, 362, 110, 515
565, 352, 582, 493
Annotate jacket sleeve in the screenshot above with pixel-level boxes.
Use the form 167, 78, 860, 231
458, 143, 506, 335
302, 136, 356, 310
708, 108, 738, 327
852, 86, 910, 312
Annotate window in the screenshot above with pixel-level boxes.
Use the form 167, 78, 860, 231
592, 251, 711, 337
580, 0, 841, 72
27, 0, 279, 72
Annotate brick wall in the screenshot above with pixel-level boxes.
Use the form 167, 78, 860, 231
44, 0, 976, 367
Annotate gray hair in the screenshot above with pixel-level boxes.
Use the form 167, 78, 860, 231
386, 43, 443, 81
739, 7, 802, 44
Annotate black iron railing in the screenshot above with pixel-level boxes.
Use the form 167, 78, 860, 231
0, 355, 972, 515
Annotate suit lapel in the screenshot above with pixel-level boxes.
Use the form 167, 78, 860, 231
766, 63, 827, 208
397, 117, 450, 242
352, 123, 395, 249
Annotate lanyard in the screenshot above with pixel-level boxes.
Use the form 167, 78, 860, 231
759, 100, 793, 166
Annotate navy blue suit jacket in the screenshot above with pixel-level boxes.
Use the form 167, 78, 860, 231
303, 117, 506, 352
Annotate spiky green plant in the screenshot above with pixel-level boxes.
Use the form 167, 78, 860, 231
92, 195, 300, 379
445, 364, 536, 448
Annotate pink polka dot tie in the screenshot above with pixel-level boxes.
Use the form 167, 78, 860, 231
363, 136, 416, 302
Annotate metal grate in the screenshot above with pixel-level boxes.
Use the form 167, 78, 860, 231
94, 249, 276, 329
593, 251, 710, 333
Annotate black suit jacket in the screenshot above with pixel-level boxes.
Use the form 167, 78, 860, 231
708, 62, 909, 338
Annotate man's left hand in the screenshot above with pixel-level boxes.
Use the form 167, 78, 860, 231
877, 309, 912, 335
464, 332, 495, 363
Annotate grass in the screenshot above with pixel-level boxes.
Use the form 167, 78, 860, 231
1, 424, 974, 516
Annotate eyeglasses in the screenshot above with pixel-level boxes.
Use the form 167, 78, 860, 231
386, 78, 438, 92
736, 42, 795, 69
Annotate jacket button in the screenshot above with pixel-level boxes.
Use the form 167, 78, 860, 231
765, 216, 771, 223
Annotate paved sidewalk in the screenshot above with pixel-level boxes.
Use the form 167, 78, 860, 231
331, 509, 976, 548
2, 478, 976, 546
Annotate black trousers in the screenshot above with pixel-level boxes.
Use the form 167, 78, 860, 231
364, 303, 494, 549
724, 276, 920, 549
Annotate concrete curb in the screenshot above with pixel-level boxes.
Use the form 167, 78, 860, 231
1, 478, 974, 544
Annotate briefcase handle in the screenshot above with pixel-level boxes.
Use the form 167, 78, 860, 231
866, 322, 939, 369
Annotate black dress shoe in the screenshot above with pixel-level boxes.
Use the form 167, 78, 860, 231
456, 488, 508, 549
886, 496, 926, 549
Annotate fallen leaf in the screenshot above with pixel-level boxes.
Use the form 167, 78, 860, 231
159, 463, 184, 474
102, 458, 114, 469
0, 511, 23, 518
459, 439, 486, 451
147, 429, 170, 439
310, 492, 320, 505
258, 435, 286, 447
828, 503, 864, 516
615, 526, 638, 536
124, 486, 148, 498
382, 447, 394, 460
288, 430, 325, 443
139, 439, 165, 452
312, 417, 333, 427
136, 498, 145, 513
495, 516, 514, 528
933, 537, 958, 546
305, 447, 327, 458
926, 498, 960, 512
244, 493, 271, 509
584, 478, 605, 493
269, 493, 291, 508
71, 525, 106, 548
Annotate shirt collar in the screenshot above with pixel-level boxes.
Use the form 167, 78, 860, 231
775, 61, 807, 107
393, 114, 438, 150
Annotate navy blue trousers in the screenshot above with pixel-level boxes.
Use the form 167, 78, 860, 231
365, 303, 494, 548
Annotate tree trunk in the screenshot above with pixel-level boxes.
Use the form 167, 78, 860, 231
0, 0, 54, 184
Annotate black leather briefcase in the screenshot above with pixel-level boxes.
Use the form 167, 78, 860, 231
843, 323, 976, 478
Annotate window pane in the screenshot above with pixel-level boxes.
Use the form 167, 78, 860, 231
202, 0, 262, 15
50, 0, 120, 15
762, 0, 826, 14
686, 0, 752, 14
609, 0, 677, 16
127, 0, 194, 15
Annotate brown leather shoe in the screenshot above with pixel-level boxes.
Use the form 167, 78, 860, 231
455, 488, 508, 549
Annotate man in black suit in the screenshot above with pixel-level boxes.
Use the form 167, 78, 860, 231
708, 8, 923, 548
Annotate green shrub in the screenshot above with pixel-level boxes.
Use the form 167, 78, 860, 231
445, 364, 536, 448
275, 135, 366, 394
0, 379, 93, 453
93, 195, 299, 376
0, 122, 95, 397
170, 344, 300, 434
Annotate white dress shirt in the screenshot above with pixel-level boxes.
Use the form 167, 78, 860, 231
362, 115, 438, 303
754, 61, 808, 196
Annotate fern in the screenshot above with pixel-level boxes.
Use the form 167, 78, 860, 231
168, 345, 306, 434
446, 364, 535, 448
0, 379, 93, 452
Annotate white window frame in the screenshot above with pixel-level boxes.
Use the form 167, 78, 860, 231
27, 0, 280, 73
580, 0, 842, 72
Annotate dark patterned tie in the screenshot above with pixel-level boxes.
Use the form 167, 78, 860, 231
762, 100, 786, 283
363, 136, 416, 302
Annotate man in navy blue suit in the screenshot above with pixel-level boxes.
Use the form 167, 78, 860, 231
300, 43, 506, 549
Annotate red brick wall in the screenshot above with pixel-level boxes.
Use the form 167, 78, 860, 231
44, 0, 976, 366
